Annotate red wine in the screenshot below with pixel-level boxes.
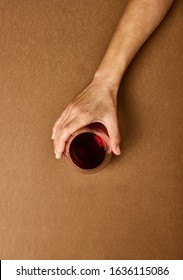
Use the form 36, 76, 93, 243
69, 132, 106, 169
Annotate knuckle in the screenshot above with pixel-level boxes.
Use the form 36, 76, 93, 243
56, 117, 61, 125
61, 125, 71, 139
52, 118, 60, 131
53, 125, 58, 132
54, 143, 60, 154
55, 140, 63, 154
80, 110, 90, 120
72, 104, 87, 116
67, 102, 74, 111
74, 105, 82, 114
68, 101, 76, 109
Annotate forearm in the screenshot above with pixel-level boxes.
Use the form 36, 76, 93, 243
94, 0, 174, 89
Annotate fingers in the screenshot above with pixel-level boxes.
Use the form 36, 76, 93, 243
51, 117, 62, 139
51, 82, 122, 159
52, 113, 121, 158
51, 112, 67, 140
51, 104, 73, 139
105, 116, 121, 156
54, 115, 90, 159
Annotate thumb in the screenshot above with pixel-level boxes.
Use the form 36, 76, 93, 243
105, 118, 121, 155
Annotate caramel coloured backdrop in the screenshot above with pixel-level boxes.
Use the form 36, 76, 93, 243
0, 0, 183, 259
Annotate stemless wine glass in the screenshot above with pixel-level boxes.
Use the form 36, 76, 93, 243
65, 122, 112, 174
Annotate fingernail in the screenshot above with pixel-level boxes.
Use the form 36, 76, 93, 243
55, 153, 61, 159
116, 146, 121, 155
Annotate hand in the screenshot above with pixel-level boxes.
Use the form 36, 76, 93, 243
51, 76, 121, 159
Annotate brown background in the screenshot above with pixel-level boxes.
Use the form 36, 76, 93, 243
0, 0, 183, 259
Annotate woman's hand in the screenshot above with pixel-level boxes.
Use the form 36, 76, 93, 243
51, 75, 121, 159
51, 0, 174, 160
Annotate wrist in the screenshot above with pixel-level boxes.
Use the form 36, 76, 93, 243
94, 56, 127, 90
93, 70, 120, 91
92, 71, 119, 98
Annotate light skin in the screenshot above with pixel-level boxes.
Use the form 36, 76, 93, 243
51, 0, 174, 159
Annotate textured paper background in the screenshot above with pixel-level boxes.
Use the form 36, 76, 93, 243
0, 0, 183, 259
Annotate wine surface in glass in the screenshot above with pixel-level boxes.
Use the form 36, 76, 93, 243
69, 132, 106, 169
